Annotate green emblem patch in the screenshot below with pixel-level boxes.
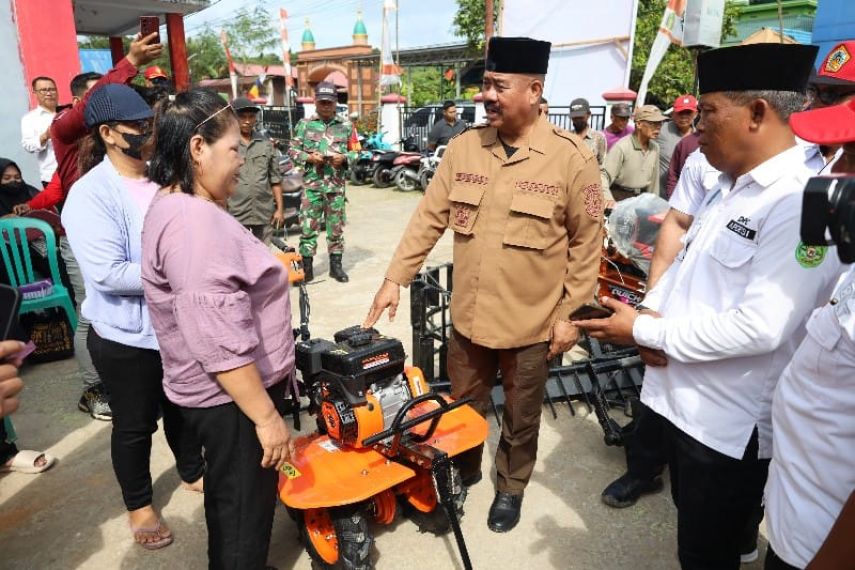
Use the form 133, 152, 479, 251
795, 242, 827, 269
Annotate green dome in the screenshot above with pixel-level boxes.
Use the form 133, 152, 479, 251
302, 28, 315, 43
353, 15, 367, 37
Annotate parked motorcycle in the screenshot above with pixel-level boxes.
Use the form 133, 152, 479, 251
392, 145, 447, 193
278, 155, 303, 229
418, 145, 447, 190
371, 134, 421, 188
350, 132, 391, 186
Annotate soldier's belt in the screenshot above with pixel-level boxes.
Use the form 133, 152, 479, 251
610, 185, 644, 196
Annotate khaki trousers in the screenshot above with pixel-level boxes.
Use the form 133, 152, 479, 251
447, 328, 549, 494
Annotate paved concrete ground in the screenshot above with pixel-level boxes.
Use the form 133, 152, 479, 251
0, 184, 769, 569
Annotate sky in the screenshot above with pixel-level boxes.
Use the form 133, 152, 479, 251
182, 0, 463, 51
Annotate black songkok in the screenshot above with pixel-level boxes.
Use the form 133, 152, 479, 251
698, 44, 819, 94
485, 37, 551, 75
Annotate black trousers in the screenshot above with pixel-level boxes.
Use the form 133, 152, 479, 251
764, 547, 801, 570
88, 328, 204, 511
179, 382, 287, 570
661, 414, 770, 570
623, 399, 667, 481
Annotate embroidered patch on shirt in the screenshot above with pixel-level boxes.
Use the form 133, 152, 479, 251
454, 172, 488, 185
515, 180, 560, 197
795, 241, 828, 269
454, 206, 472, 228
583, 183, 603, 218
725, 219, 757, 241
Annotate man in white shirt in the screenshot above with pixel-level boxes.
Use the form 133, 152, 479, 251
20, 76, 58, 186
762, 93, 855, 570
576, 44, 844, 569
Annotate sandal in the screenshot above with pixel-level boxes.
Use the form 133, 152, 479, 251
0, 450, 56, 474
130, 520, 174, 551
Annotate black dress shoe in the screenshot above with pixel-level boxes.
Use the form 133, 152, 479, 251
601, 472, 663, 508
488, 492, 522, 533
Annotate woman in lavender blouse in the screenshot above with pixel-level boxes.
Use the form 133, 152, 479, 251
143, 89, 296, 570
62, 84, 203, 551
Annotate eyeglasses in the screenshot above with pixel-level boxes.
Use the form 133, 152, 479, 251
195, 104, 235, 130
34, 88, 57, 94
807, 86, 855, 107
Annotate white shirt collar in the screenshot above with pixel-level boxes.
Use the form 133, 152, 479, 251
718, 143, 805, 196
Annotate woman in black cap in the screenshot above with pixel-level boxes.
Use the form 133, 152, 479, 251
61, 84, 204, 551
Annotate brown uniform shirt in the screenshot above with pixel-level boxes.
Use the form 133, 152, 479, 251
385, 116, 604, 349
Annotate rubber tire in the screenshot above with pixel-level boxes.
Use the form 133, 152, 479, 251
372, 167, 392, 188
419, 169, 434, 191
297, 504, 373, 570
394, 169, 419, 192
398, 467, 467, 535
350, 168, 366, 186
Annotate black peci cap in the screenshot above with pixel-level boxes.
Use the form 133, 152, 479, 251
698, 44, 819, 95
485, 37, 551, 75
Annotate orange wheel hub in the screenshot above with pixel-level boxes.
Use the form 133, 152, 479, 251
304, 508, 338, 564
398, 471, 437, 513
372, 490, 397, 525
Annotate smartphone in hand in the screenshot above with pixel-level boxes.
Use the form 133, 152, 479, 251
140, 16, 161, 44
569, 302, 614, 321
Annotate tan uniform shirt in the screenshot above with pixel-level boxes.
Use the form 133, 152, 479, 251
385, 117, 604, 349
600, 134, 659, 201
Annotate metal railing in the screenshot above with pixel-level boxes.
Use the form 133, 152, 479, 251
398, 104, 608, 150
257, 106, 305, 146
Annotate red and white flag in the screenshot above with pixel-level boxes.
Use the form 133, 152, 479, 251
220, 29, 238, 99
637, 0, 687, 105
279, 8, 294, 89
379, 0, 401, 87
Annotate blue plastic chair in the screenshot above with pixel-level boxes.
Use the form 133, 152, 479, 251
0, 218, 77, 330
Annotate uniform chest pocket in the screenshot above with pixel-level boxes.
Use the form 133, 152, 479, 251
709, 232, 757, 269
305, 130, 323, 144
503, 194, 556, 250
448, 184, 486, 235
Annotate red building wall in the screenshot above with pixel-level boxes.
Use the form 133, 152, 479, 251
13, 0, 81, 106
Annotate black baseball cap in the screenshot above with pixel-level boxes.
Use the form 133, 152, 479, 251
84, 84, 152, 128
314, 81, 338, 102
233, 97, 261, 113
569, 98, 590, 118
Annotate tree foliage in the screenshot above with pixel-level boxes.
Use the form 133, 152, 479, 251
630, 0, 740, 107
403, 67, 444, 106
76, 6, 284, 83
453, 0, 500, 53
224, 6, 282, 67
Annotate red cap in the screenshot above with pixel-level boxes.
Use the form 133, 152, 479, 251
673, 94, 698, 112
144, 66, 168, 80
814, 41, 855, 87
790, 98, 855, 145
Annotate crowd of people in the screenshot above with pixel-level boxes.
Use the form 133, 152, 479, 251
0, 26, 854, 570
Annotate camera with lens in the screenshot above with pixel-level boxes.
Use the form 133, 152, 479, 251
801, 176, 855, 263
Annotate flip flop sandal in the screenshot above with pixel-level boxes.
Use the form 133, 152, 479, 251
130, 521, 174, 551
0, 450, 56, 474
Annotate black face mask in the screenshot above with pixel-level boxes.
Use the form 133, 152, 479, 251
2, 181, 27, 194
120, 132, 150, 160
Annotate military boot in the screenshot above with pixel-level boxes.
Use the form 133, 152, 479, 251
302, 256, 314, 282
329, 253, 349, 283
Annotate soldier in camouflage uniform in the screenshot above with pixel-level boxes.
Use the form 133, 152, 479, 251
288, 81, 359, 282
